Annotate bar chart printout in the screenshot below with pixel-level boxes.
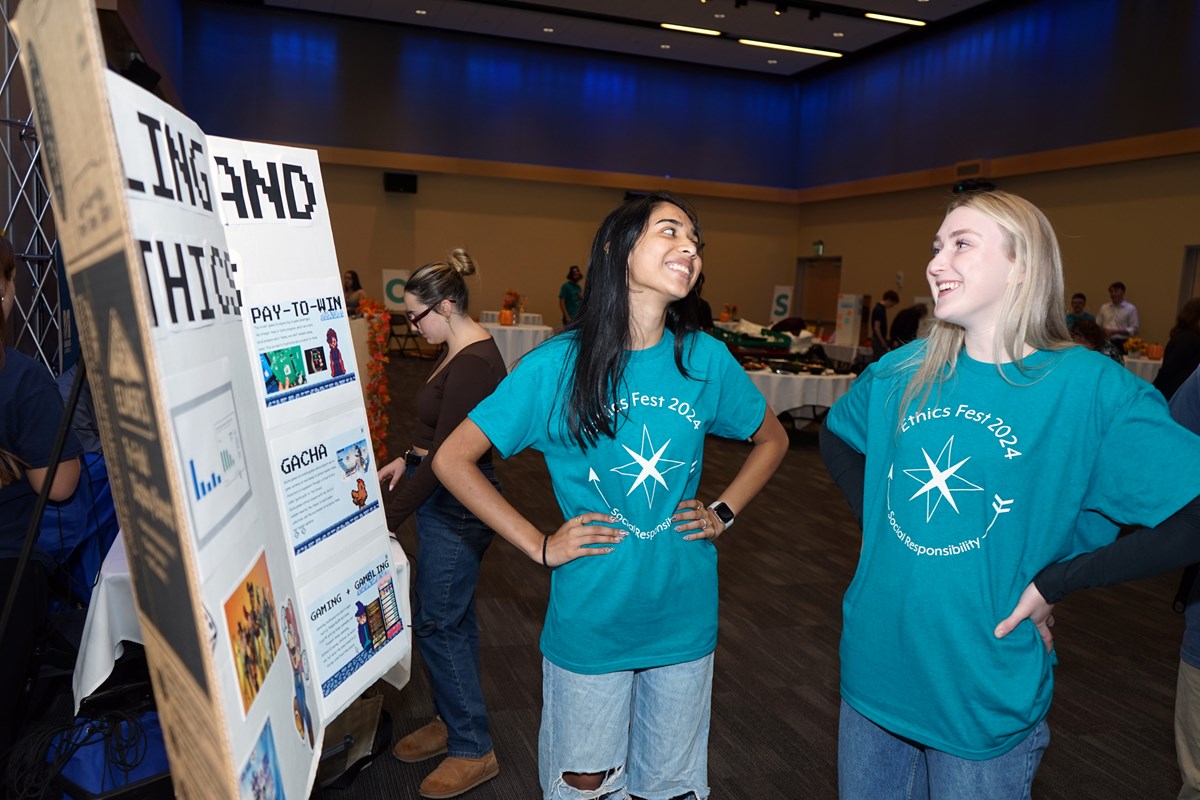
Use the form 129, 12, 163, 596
172, 377, 254, 545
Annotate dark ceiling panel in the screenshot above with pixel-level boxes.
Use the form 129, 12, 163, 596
267, 0, 1001, 76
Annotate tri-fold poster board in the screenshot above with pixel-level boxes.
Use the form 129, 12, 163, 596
12, 1, 410, 796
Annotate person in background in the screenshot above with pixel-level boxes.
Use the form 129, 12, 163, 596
1065, 292, 1093, 329
378, 249, 508, 799
820, 190, 1200, 799
1096, 280, 1139, 351
1070, 318, 1125, 365
1155, 298, 1200, 401
435, 192, 787, 799
558, 265, 583, 326
870, 289, 899, 362
343, 269, 367, 316
1173, 365, 1200, 800
694, 271, 714, 332
0, 235, 81, 752
888, 302, 929, 349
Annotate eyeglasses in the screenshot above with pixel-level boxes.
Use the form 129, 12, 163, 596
406, 305, 435, 326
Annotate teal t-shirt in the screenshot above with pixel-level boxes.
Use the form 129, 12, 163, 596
826, 343, 1200, 759
560, 281, 583, 320
470, 329, 766, 673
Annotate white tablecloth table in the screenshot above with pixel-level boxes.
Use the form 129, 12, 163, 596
1125, 356, 1162, 383
73, 533, 141, 711
746, 370, 856, 418
481, 322, 555, 369
480, 311, 543, 327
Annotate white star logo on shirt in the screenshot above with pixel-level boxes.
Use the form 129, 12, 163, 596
903, 436, 983, 522
611, 425, 686, 508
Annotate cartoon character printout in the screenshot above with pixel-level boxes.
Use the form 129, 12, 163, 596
238, 719, 287, 800
305, 550, 404, 698
267, 409, 378, 557
222, 551, 282, 716
242, 278, 357, 424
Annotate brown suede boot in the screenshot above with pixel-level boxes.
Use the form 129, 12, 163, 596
419, 752, 500, 799
392, 717, 448, 763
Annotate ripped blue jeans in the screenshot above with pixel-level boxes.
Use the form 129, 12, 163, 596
539, 654, 713, 800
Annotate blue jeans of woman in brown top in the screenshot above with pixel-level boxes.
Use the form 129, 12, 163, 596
410, 460, 501, 759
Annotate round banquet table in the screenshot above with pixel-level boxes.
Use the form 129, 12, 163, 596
745, 369, 856, 420
480, 322, 555, 369
1124, 356, 1162, 383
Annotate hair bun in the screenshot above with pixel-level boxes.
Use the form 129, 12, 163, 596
447, 248, 478, 277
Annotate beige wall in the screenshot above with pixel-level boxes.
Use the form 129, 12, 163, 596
322, 166, 800, 325
800, 154, 1200, 345
322, 153, 1200, 344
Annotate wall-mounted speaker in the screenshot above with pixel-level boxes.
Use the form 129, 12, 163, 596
383, 172, 418, 193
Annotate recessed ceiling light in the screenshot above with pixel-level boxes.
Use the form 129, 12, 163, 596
543, 27, 554, 32
660, 43, 671, 49
865, 12, 926, 26
767, 59, 778, 64
415, 9, 427, 15
833, 31, 845, 37
738, 38, 842, 58
661, 22, 722, 36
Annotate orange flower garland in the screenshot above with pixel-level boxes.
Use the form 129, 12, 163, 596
357, 296, 392, 462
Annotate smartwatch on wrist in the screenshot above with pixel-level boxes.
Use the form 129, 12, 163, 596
708, 501, 735, 530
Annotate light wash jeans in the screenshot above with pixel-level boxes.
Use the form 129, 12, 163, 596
838, 699, 1049, 800
1177, 660, 1200, 800
411, 462, 498, 759
539, 654, 713, 800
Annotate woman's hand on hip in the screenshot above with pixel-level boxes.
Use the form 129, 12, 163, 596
544, 513, 624, 567
674, 498, 722, 541
994, 581, 1056, 653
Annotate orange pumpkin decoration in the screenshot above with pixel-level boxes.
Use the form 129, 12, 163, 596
498, 308, 515, 326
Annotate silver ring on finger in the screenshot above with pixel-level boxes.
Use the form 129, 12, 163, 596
700, 519, 707, 530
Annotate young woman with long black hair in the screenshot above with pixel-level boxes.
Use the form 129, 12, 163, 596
435, 192, 788, 799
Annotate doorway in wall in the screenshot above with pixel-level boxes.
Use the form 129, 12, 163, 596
794, 256, 841, 336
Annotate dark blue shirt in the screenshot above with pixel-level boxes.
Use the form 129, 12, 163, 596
1, 348, 82, 563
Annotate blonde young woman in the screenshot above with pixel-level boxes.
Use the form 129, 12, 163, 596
377, 250, 507, 799
820, 189, 1200, 799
